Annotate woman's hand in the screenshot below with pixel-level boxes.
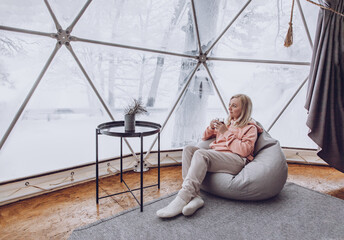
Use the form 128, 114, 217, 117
214, 121, 228, 134
210, 119, 217, 129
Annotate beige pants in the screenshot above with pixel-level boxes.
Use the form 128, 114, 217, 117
177, 145, 246, 203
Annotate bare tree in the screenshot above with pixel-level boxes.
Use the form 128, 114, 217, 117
137, 0, 153, 102
172, 0, 221, 147
146, 0, 186, 107
0, 33, 24, 88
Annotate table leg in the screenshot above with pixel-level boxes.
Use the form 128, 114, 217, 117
140, 134, 143, 212
96, 129, 99, 204
158, 132, 160, 189
120, 137, 123, 182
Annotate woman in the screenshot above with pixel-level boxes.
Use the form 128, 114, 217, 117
156, 94, 262, 218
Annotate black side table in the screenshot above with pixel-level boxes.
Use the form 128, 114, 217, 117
96, 120, 161, 212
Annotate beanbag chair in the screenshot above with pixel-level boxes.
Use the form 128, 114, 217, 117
199, 122, 288, 200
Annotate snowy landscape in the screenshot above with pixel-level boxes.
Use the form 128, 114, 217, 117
0, 0, 318, 181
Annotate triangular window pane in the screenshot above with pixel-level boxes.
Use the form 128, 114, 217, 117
49, 0, 87, 30
73, 0, 198, 55
73, 41, 198, 124
0, 0, 55, 32
269, 84, 317, 149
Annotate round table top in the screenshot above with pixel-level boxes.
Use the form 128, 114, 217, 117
97, 120, 161, 137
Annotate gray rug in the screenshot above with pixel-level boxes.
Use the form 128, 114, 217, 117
69, 183, 344, 240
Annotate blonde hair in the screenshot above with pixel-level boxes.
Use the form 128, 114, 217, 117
227, 94, 252, 128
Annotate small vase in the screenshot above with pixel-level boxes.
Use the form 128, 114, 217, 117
124, 114, 135, 132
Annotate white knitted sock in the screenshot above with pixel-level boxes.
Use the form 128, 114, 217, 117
156, 196, 187, 218
182, 196, 204, 216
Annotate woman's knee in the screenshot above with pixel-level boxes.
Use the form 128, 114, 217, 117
183, 145, 199, 156
194, 149, 209, 156
184, 144, 198, 151
182, 145, 199, 164
183, 145, 193, 151
193, 149, 210, 163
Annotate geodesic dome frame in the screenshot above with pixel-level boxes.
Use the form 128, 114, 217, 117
0, 0, 321, 204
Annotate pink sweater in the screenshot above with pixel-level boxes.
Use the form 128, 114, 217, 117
202, 120, 263, 161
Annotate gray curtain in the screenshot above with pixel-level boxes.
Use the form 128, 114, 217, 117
305, 0, 344, 172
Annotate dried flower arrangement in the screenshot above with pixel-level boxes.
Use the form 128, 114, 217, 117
124, 99, 148, 116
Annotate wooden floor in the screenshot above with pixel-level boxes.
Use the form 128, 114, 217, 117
0, 164, 343, 240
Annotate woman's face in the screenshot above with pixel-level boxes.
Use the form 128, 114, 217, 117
229, 97, 242, 121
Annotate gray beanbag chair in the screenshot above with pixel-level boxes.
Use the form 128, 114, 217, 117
199, 123, 288, 200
